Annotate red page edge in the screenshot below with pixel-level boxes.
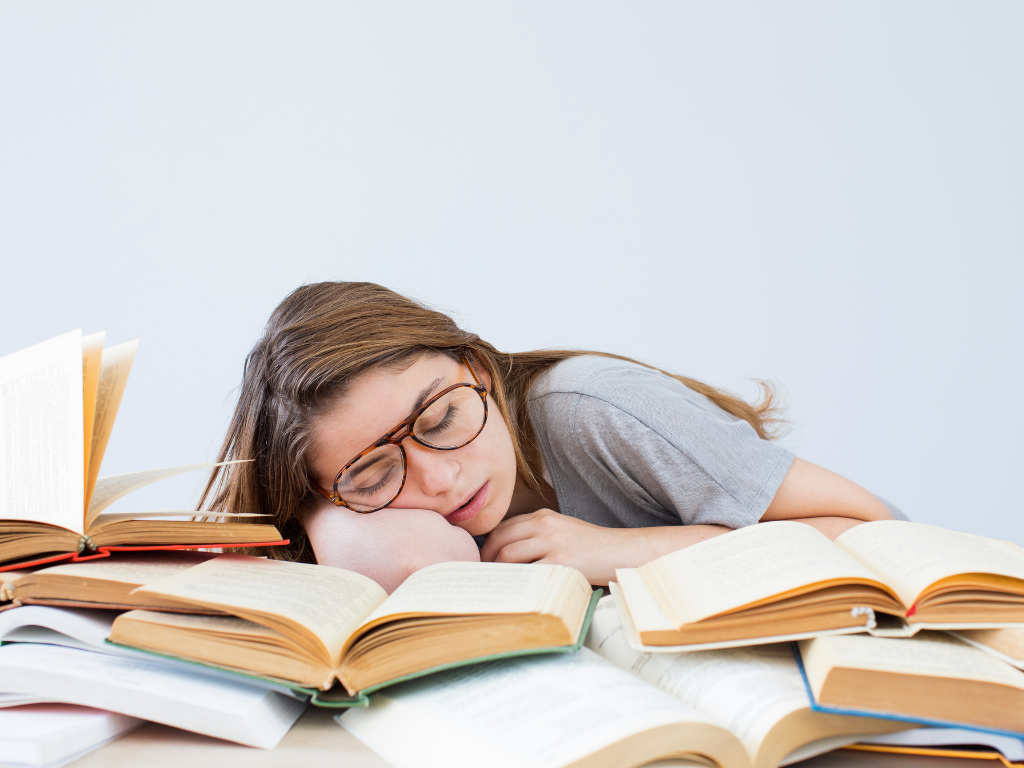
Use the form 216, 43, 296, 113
0, 540, 290, 573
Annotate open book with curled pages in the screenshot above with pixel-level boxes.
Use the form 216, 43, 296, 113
106, 555, 600, 707
0, 330, 284, 570
334, 595, 908, 768
612, 520, 1024, 652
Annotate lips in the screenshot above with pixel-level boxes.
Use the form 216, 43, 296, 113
444, 482, 489, 525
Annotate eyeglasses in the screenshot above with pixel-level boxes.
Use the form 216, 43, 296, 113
315, 357, 489, 513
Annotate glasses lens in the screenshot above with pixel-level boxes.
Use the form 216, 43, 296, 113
336, 443, 405, 512
413, 386, 485, 449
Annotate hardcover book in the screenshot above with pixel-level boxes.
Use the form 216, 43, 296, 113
613, 520, 1024, 651
108, 555, 599, 706
795, 631, 1024, 738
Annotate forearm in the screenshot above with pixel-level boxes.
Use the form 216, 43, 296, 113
299, 501, 480, 593
614, 524, 733, 568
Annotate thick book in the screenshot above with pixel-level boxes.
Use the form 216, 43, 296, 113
0, 643, 307, 749
335, 607, 907, 768
0, 704, 142, 768
0, 552, 225, 612
107, 555, 600, 706
0, 330, 285, 570
795, 631, 1024, 737
613, 520, 1024, 651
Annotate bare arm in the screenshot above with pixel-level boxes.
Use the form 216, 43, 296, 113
482, 458, 894, 585
761, 457, 893, 523
299, 500, 480, 593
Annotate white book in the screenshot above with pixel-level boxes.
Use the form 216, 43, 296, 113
0, 605, 302, 699
0, 703, 141, 768
859, 727, 1024, 761
0, 644, 307, 749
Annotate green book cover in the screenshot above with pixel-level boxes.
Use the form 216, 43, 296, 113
105, 589, 602, 708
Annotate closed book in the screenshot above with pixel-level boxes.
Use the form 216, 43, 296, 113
0, 643, 307, 748
795, 631, 1024, 738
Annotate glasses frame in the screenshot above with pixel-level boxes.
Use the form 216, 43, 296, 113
315, 356, 489, 513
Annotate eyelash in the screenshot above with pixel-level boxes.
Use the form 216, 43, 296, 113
423, 405, 457, 436
356, 467, 395, 497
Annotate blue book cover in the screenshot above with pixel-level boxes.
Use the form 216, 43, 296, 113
791, 641, 1024, 741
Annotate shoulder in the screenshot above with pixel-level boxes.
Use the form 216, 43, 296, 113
528, 355, 742, 426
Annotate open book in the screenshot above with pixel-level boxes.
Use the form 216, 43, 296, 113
336, 606, 907, 768
107, 555, 598, 705
0, 330, 284, 570
584, 596, 907, 768
797, 631, 1024, 737
613, 520, 1024, 651
0, 552, 223, 612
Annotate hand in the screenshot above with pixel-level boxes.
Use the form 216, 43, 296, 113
479, 508, 634, 586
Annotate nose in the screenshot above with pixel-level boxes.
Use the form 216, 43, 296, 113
404, 441, 459, 498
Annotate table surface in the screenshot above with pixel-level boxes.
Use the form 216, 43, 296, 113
69, 707, 988, 768
68, 707, 389, 768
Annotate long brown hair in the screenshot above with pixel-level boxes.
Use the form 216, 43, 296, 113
200, 281, 784, 562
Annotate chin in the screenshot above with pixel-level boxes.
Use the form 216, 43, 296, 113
463, 504, 503, 537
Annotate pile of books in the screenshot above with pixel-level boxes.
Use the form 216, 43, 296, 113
5, 330, 1024, 767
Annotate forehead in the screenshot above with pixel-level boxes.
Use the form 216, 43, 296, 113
310, 353, 465, 475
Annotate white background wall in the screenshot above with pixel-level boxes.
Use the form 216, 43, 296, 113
1, 3, 1021, 539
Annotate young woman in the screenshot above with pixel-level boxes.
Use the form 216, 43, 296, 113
203, 282, 899, 592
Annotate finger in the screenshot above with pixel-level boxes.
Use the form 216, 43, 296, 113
480, 516, 545, 561
489, 507, 557, 532
491, 536, 551, 564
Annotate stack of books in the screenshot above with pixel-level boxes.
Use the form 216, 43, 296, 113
322, 519, 1024, 768
6, 329, 1024, 766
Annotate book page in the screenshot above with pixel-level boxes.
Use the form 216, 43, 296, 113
80, 331, 105, 480
90, 510, 270, 527
587, 596, 809, 762
640, 522, 888, 626
339, 648, 740, 768
859, 727, 1024, 761
798, 632, 1024, 700
30, 551, 218, 584
0, 642, 307, 749
615, 568, 677, 633
955, 627, 1024, 663
0, 330, 84, 533
134, 554, 388, 665
361, 562, 559, 627
85, 339, 137, 511
835, 521, 1024, 608
85, 460, 248, 528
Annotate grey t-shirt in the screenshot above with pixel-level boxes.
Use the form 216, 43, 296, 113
526, 356, 794, 530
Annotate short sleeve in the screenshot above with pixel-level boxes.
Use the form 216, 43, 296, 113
528, 358, 795, 529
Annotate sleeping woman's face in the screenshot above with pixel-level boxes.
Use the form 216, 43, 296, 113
308, 353, 518, 537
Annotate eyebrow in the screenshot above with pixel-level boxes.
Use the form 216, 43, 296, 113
409, 376, 446, 419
